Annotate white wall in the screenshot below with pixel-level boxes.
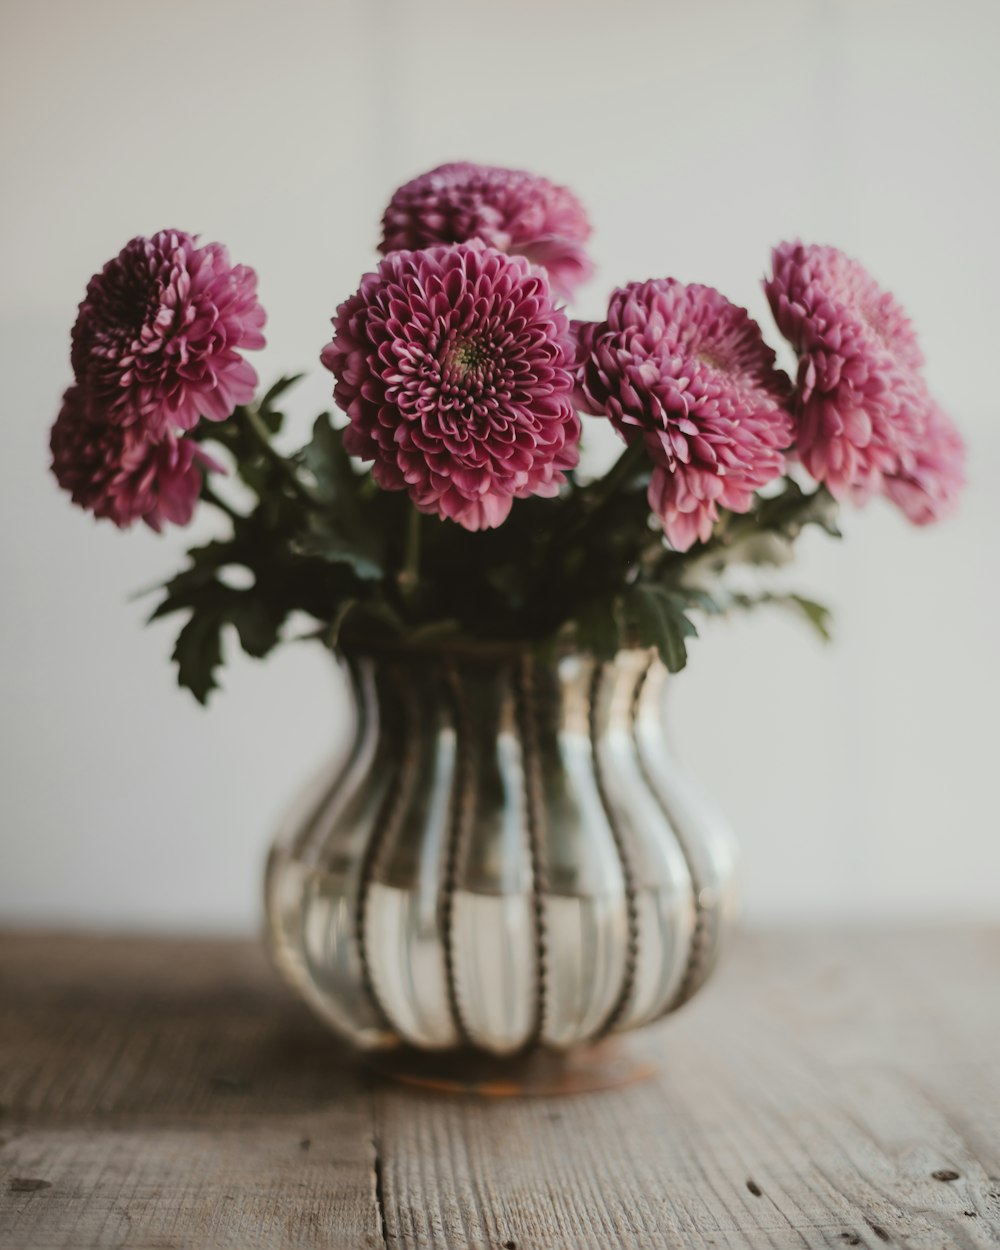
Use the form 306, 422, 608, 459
2, 0, 997, 932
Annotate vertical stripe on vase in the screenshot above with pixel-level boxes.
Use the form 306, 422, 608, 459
515, 650, 548, 1049
440, 658, 475, 1045
631, 660, 713, 1017
588, 659, 641, 1040
355, 660, 423, 1033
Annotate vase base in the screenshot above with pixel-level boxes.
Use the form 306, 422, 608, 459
365, 1039, 655, 1097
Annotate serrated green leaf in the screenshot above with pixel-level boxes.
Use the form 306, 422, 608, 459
170, 587, 288, 702
622, 583, 697, 673
290, 525, 383, 581
227, 596, 284, 658
173, 609, 225, 704
147, 540, 244, 621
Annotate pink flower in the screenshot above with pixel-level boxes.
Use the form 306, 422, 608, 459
575, 280, 793, 551
50, 385, 212, 531
884, 399, 966, 525
71, 229, 266, 436
379, 162, 593, 301
321, 242, 580, 530
765, 241, 930, 501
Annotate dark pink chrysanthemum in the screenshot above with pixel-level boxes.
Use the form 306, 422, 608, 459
321, 242, 580, 530
379, 162, 593, 301
71, 229, 266, 436
50, 385, 214, 532
765, 241, 931, 501
575, 280, 793, 551
884, 398, 966, 525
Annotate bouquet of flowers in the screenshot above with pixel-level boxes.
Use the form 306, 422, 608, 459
51, 162, 965, 702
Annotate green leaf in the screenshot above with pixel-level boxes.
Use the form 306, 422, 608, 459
227, 596, 284, 658
726, 591, 833, 641
147, 540, 243, 621
291, 413, 384, 579
298, 413, 358, 503
291, 523, 383, 580
172, 609, 225, 705
192, 399, 307, 506
755, 481, 842, 540
259, 373, 304, 409
254, 373, 304, 434
785, 594, 833, 641
621, 583, 697, 673
169, 587, 287, 703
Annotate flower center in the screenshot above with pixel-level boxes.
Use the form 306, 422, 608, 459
695, 347, 731, 373
445, 337, 489, 378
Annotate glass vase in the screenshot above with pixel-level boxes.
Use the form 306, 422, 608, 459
265, 644, 737, 1064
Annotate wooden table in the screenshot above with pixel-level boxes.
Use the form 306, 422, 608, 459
1, 930, 998, 1249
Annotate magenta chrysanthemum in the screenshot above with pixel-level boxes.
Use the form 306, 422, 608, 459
50, 386, 213, 532
71, 229, 266, 436
765, 241, 932, 501
379, 162, 593, 301
575, 280, 793, 551
321, 242, 580, 530
884, 399, 966, 525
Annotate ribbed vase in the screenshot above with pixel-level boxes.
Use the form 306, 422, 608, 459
265, 645, 737, 1056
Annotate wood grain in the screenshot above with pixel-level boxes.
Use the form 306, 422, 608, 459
1, 930, 998, 1249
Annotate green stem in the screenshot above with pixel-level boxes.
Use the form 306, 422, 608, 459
549, 439, 648, 552
240, 406, 314, 503
526, 439, 649, 619
584, 439, 649, 514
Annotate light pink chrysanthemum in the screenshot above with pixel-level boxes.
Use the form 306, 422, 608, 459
765, 241, 931, 501
575, 279, 793, 551
71, 229, 266, 436
321, 242, 580, 531
884, 399, 966, 525
379, 162, 593, 301
50, 385, 213, 532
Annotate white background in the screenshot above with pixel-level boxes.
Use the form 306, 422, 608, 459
2, 0, 998, 933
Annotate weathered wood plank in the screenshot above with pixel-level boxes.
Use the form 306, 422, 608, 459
0, 1121, 381, 1250
373, 930, 1000, 1250
0, 934, 382, 1249
0, 933, 370, 1118
1, 930, 999, 1249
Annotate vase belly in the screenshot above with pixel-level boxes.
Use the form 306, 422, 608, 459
265, 647, 738, 1055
